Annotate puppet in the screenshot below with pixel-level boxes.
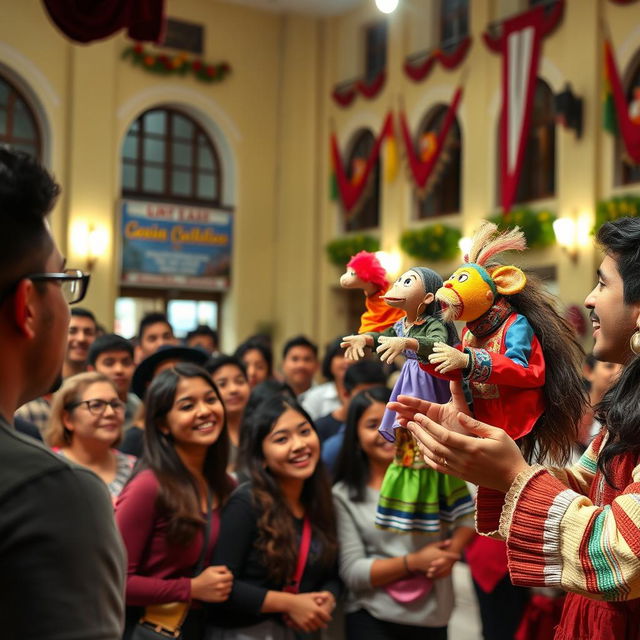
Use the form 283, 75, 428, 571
342, 267, 464, 532
422, 222, 586, 464
340, 251, 404, 334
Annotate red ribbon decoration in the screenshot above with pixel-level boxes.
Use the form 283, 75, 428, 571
330, 113, 393, 212
399, 87, 463, 191
403, 37, 472, 83
331, 70, 386, 108
604, 38, 640, 164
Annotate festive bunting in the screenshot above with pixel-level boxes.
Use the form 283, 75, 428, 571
603, 38, 640, 163
331, 70, 386, 108
483, 1, 564, 214
403, 36, 472, 83
399, 88, 463, 194
330, 113, 394, 213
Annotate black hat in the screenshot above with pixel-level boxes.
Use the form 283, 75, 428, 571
132, 345, 208, 399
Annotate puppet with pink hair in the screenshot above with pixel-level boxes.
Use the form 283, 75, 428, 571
340, 251, 404, 333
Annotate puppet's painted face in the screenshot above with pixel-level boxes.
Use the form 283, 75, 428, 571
383, 270, 431, 313
339, 268, 366, 290
436, 265, 495, 322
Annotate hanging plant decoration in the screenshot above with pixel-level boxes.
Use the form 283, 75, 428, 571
400, 224, 461, 262
122, 42, 231, 83
594, 194, 640, 231
488, 208, 557, 249
326, 235, 380, 268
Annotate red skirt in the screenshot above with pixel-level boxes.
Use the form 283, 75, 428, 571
554, 592, 640, 640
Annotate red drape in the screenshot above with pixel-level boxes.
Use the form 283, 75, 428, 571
331, 70, 386, 108
403, 37, 472, 83
330, 113, 393, 212
399, 87, 462, 191
42, 0, 165, 44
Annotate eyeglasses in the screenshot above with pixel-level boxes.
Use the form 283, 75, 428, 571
0, 269, 90, 305
66, 399, 126, 416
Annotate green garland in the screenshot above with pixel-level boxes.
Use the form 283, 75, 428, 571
400, 224, 461, 262
488, 208, 556, 249
122, 43, 231, 83
594, 195, 640, 231
326, 235, 380, 267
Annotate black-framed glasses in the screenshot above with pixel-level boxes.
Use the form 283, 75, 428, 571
66, 399, 126, 416
11, 269, 90, 304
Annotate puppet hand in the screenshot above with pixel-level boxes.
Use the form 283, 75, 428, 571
376, 336, 409, 364
428, 342, 470, 373
341, 335, 368, 360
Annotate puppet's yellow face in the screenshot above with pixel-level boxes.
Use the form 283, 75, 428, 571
436, 266, 495, 322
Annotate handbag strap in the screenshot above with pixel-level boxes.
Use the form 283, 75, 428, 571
288, 516, 312, 594
194, 490, 214, 577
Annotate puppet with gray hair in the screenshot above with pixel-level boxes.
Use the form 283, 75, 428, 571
342, 267, 464, 533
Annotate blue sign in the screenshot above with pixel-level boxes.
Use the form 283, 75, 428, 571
120, 200, 232, 290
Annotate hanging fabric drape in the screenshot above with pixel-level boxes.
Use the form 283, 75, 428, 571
42, 0, 165, 44
403, 37, 472, 83
483, 1, 564, 214
399, 87, 463, 194
330, 113, 393, 213
603, 38, 640, 164
331, 70, 386, 108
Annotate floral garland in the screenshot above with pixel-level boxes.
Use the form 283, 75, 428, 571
488, 208, 556, 249
122, 43, 231, 83
594, 195, 640, 231
326, 235, 380, 268
400, 223, 461, 262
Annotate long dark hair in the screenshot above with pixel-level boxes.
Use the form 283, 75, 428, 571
333, 386, 391, 501
240, 395, 337, 584
505, 272, 588, 464
594, 218, 640, 485
140, 363, 234, 546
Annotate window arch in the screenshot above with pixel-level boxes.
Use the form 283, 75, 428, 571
0, 74, 41, 159
415, 105, 462, 219
614, 50, 640, 186
121, 107, 222, 205
344, 129, 380, 232
497, 78, 556, 205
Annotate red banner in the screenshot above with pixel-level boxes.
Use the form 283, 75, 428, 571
331, 70, 386, 108
330, 113, 393, 213
403, 37, 472, 83
399, 88, 463, 192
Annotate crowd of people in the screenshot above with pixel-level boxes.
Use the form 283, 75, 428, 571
2, 150, 640, 640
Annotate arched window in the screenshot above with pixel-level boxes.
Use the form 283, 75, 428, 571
121, 107, 222, 205
0, 74, 41, 159
415, 105, 462, 219
498, 78, 556, 205
344, 129, 380, 232
614, 52, 640, 186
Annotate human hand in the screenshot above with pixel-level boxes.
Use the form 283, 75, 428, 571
341, 335, 368, 360
426, 553, 459, 579
407, 411, 530, 492
387, 380, 471, 433
376, 336, 409, 364
190, 565, 233, 602
428, 342, 470, 374
408, 539, 460, 574
285, 592, 332, 632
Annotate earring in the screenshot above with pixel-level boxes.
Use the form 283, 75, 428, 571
631, 328, 640, 356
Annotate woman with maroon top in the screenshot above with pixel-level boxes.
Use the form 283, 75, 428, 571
115, 363, 236, 639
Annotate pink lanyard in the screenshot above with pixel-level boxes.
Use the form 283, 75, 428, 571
284, 516, 312, 594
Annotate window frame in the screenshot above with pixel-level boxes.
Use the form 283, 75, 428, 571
0, 73, 42, 160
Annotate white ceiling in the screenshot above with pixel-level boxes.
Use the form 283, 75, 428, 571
220, 0, 364, 16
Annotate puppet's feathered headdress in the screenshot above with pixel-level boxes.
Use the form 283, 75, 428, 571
465, 222, 527, 267
347, 251, 388, 292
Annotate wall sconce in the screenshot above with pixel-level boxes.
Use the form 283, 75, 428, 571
458, 236, 472, 260
553, 217, 579, 262
554, 83, 583, 138
70, 222, 108, 272
375, 250, 402, 276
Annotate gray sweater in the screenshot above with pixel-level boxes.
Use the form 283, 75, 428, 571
332, 481, 474, 628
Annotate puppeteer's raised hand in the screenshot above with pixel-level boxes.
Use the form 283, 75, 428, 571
341, 334, 370, 360
428, 342, 470, 374
376, 336, 413, 364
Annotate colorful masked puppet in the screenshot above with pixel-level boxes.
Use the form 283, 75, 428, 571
342, 267, 465, 532
340, 251, 404, 334
421, 222, 585, 465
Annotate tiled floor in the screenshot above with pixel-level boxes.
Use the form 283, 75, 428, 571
449, 562, 483, 640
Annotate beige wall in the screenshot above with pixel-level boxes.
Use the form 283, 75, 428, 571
2, 0, 640, 361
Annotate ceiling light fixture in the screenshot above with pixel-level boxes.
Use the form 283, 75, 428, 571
375, 0, 399, 14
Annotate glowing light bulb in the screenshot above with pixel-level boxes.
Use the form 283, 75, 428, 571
375, 0, 399, 14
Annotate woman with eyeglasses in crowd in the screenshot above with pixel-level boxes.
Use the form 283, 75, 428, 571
115, 363, 236, 639
46, 371, 136, 502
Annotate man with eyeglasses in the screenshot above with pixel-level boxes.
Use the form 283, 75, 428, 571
0, 148, 125, 638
